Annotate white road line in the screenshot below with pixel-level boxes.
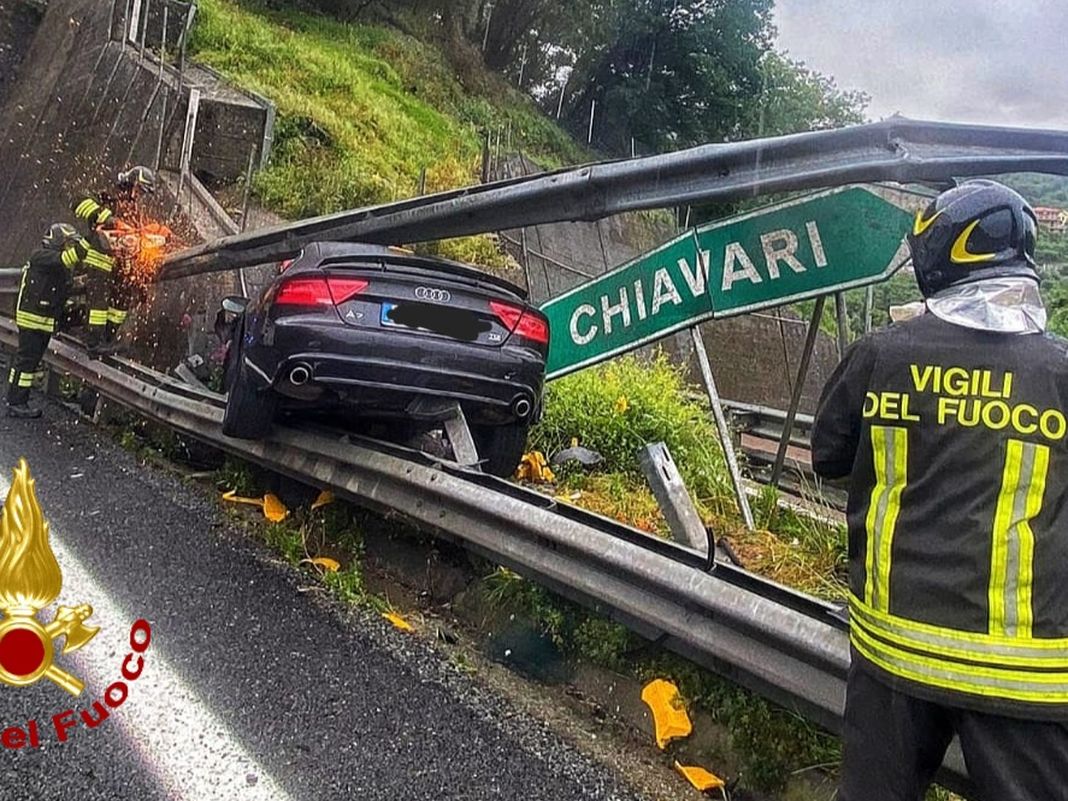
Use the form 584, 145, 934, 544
0, 473, 293, 801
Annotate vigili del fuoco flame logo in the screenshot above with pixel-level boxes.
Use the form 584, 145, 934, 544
0, 460, 98, 695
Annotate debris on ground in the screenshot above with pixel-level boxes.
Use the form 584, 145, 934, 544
674, 762, 727, 795
303, 556, 341, 573
221, 489, 290, 522
640, 678, 692, 749
311, 490, 335, 510
550, 438, 604, 469
383, 611, 414, 631
515, 451, 555, 483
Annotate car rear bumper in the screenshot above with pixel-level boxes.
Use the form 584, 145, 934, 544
248, 327, 545, 425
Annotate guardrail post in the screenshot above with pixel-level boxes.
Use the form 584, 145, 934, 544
638, 442, 707, 553
442, 403, 481, 470
690, 324, 754, 530
834, 291, 849, 357
172, 86, 201, 217
153, 5, 170, 171
770, 295, 826, 489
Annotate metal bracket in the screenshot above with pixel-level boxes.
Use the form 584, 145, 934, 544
442, 403, 481, 471
639, 442, 708, 556
174, 362, 208, 391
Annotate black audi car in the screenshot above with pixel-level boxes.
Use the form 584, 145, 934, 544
218, 242, 549, 476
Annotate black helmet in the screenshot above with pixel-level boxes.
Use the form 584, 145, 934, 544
907, 179, 1038, 298
41, 222, 81, 251
117, 165, 156, 193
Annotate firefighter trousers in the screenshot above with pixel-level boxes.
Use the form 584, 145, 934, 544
839, 660, 1068, 801
86, 267, 130, 346
7, 328, 51, 406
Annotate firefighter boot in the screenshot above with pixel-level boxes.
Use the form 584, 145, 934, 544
6, 403, 42, 419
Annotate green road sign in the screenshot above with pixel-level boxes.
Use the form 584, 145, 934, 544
542, 185, 915, 379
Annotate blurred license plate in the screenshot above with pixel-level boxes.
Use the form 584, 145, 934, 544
380, 302, 484, 341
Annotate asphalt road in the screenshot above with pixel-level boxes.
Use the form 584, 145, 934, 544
0, 400, 645, 801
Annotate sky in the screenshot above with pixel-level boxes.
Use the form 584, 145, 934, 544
774, 0, 1068, 129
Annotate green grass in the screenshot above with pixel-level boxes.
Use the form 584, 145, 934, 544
531, 353, 734, 516
530, 353, 848, 597
189, 0, 584, 227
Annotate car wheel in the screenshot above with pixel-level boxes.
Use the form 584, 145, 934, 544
472, 422, 530, 478
221, 343, 277, 440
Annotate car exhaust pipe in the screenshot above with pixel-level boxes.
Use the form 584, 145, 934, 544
513, 397, 532, 419
289, 364, 311, 386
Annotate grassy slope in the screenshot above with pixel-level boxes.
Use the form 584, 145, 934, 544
189, 0, 583, 220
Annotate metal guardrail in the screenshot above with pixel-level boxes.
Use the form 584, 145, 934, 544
0, 317, 972, 795
161, 118, 1068, 278
724, 399, 814, 451
0, 268, 21, 295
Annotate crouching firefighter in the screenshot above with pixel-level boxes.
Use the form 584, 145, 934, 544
7, 224, 89, 418
71, 165, 157, 355
813, 180, 1068, 801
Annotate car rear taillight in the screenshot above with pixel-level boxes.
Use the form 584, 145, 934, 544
326, 277, 369, 305
490, 300, 549, 345
274, 277, 369, 307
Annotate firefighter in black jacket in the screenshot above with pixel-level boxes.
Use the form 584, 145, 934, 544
813, 180, 1068, 801
7, 224, 89, 418
71, 165, 156, 354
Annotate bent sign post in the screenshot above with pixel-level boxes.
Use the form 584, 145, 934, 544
542, 185, 914, 379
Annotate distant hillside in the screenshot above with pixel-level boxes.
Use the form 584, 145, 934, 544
1001, 173, 1068, 208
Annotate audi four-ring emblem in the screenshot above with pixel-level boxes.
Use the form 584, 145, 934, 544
414, 286, 451, 303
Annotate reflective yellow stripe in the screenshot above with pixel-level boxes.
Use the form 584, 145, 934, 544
97, 208, 112, 223
84, 249, 115, 271
851, 624, 1068, 704
864, 425, 907, 611
7, 369, 14, 384
75, 199, 98, 218
850, 595, 1068, 668
1018, 447, 1047, 636
14, 265, 27, 315
17, 374, 33, 388
61, 247, 79, 268
107, 308, 128, 324
15, 311, 55, 332
990, 440, 1048, 638
87, 310, 108, 326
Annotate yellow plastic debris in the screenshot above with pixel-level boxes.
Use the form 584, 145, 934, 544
221, 489, 289, 522
674, 762, 726, 793
383, 611, 413, 631
304, 557, 341, 573
221, 489, 260, 507
515, 451, 555, 483
263, 493, 289, 522
641, 678, 692, 749
311, 490, 335, 510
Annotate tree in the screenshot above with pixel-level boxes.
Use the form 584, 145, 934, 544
741, 52, 868, 138
559, 0, 776, 154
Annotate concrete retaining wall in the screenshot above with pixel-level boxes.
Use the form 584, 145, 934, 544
0, 0, 273, 263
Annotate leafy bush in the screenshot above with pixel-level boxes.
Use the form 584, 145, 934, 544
414, 234, 520, 276
530, 353, 732, 512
